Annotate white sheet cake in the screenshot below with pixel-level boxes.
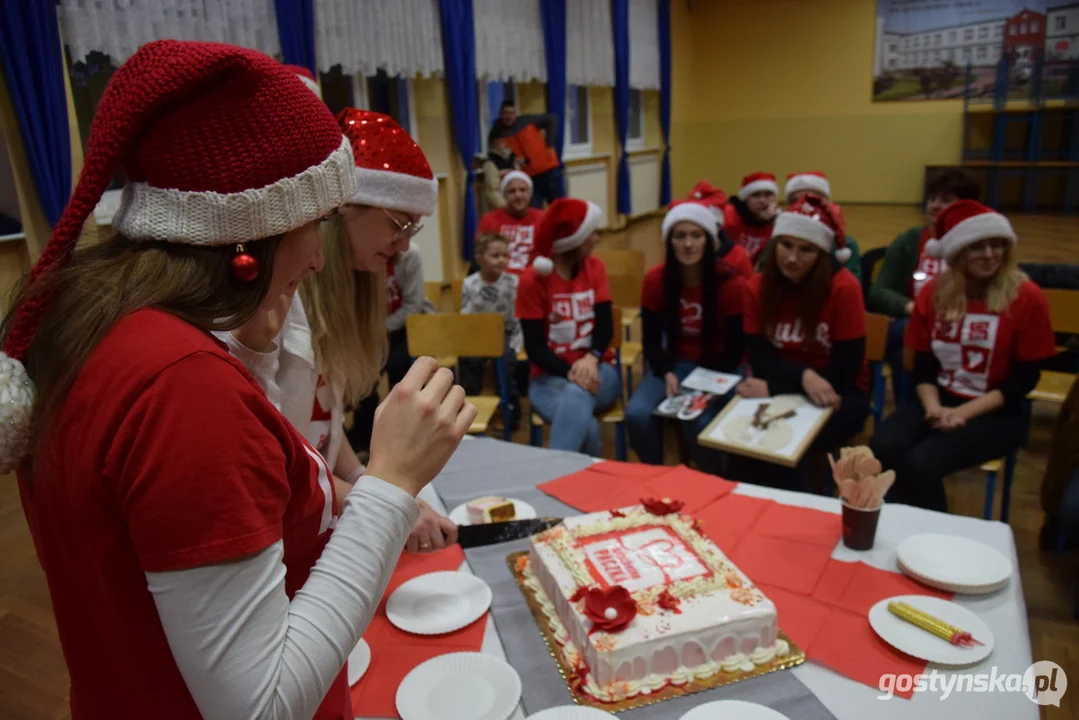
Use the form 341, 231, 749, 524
523, 502, 789, 703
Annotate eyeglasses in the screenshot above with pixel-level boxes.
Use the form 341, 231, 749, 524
383, 208, 423, 240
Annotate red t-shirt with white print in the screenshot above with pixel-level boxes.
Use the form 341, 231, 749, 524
17, 309, 349, 720
724, 203, 774, 264
516, 255, 616, 378
907, 226, 948, 299
721, 243, 754, 279
476, 207, 546, 274
386, 261, 402, 315
744, 268, 869, 390
640, 263, 747, 364
905, 278, 1056, 399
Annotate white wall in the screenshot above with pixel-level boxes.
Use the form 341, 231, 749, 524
566, 161, 610, 229
628, 152, 659, 218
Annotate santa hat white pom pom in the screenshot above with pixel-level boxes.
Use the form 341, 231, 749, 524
533, 256, 554, 276
835, 247, 852, 263
924, 238, 944, 258
0, 352, 35, 475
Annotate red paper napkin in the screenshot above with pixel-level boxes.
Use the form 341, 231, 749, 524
589, 460, 669, 479
537, 467, 650, 512
752, 502, 842, 549
693, 493, 775, 550
757, 583, 833, 650
729, 533, 833, 595
642, 465, 738, 513
811, 559, 954, 614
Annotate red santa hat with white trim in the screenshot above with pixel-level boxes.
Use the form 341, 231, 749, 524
531, 197, 603, 275
737, 171, 780, 202
338, 108, 438, 217
772, 193, 851, 263
285, 64, 322, 98
784, 171, 831, 202
663, 200, 721, 245
926, 199, 1016, 261
0, 40, 357, 474
686, 179, 727, 233
500, 169, 534, 196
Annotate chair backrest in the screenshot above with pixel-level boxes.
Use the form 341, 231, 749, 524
451, 278, 464, 311
607, 272, 644, 310
406, 313, 505, 358
865, 313, 891, 363
859, 246, 887, 302
1043, 288, 1079, 335
610, 306, 624, 350
594, 248, 646, 277
424, 282, 444, 310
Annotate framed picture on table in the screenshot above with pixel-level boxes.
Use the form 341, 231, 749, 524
697, 394, 833, 468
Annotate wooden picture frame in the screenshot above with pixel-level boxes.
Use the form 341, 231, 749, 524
698, 395, 834, 468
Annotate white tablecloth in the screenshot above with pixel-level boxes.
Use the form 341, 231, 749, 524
358, 442, 1038, 720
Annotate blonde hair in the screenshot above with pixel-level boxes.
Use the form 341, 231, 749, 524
300, 215, 387, 404
933, 245, 1027, 321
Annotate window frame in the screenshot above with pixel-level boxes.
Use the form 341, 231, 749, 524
626, 88, 644, 152
563, 84, 593, 160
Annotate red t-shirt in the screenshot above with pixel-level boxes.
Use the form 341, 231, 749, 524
724, 203, 774, 264
516, 255, 616, 377
387, 261, 402, 315
476, 207, 545, 274
907, 225, 948, 299
18, 309, 349, 719
744, 268, 869, 389
640, 263, 747, 364
720, 243, 753, 278
905, 278, 1056, 399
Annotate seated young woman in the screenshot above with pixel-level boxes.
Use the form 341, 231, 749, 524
871, 200, 1056, 512
625, 201, 747, 465
685, 180, 753, 278
517, 198, 622, 455
733, 194, 871, 492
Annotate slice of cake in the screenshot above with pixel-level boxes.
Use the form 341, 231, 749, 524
523, 500, 789, 703
466, 496, 516, 524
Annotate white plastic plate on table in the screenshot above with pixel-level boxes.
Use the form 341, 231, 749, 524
679, 700, 790, 719
449, 498, 537, 526
386, 571, 492, 635
868, 595, 994, 666
898, 557, 1009, 595
526, 706, 614, 718
347, 638, 371, 686
396, 652, 521, 720
896, 533, 1012, 589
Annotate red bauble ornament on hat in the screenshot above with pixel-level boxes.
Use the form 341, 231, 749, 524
229, 244, 261, 282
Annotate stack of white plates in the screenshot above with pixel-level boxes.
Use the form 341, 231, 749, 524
397, 653, 521, 720
896, 533, 1012, 594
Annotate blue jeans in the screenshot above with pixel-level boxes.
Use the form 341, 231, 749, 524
886, 317, 909, 404
529, 166, 566, 208
530, 362, 622, 456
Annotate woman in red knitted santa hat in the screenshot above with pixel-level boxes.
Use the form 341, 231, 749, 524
870, 200, 1055, 512
517, 197, 622, 454
0, 41, 474, 719
732, 193, 870, 491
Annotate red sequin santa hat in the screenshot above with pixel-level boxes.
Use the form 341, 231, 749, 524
531, 197, 603, 275
338, 108, 438, 217
784, 171, 831, 202
926, 199, 1016, 260
662, 200, 720, 245
0, 40, 356, 474
772, 193, 851, 263
685, 180, 727, 233
737, 172, 779, 202
285, 64, 322, 98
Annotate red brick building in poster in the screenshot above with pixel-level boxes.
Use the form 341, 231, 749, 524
1005, 8, 1048, 64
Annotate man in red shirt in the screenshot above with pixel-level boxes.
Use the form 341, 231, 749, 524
724, 172, 780, 264
475, 169, 546, 275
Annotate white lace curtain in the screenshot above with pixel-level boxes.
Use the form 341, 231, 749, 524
473, 0, 546, 82
567, 0, 614, 87
629, 0, 660, 90
315, 0, 444, 77
60, 0, 281, 65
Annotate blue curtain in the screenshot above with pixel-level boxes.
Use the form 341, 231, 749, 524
658, 0, 673, 205
439, 0, 480, 261
611, 0, 631, 215
539, 0, 567, 160
0, 0, 71, 226
274, 0, 316, 74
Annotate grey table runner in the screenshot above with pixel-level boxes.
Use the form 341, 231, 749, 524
433, 438, 838, 719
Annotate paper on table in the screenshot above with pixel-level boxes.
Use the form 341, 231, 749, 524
537, 467, 651, 512
680, 367, 743, 395
752, 502, 842, 549
729, 533, 834, 595
757, 583, 833, 650
811, 559, 954, 616
704, 395, 831, 461
589, 460, 671, 479
694, 493, 775, 550
642, 465, 738, 513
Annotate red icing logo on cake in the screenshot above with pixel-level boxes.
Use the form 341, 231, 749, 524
581, 527, 710, 592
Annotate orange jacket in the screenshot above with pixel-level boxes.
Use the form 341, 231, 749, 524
505, 124, 560, 177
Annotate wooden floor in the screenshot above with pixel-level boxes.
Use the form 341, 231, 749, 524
0, 205, 1077, 719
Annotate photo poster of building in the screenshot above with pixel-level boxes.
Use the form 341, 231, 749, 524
874, 0, 1078, 101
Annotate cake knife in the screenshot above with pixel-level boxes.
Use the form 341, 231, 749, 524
455, 517, 564, 549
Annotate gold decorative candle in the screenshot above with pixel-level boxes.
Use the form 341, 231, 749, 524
887, 601, 979, 646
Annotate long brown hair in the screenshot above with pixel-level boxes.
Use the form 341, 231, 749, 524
758, 244, 835, 350
0, 233, 280, 462
933, 245, 1026, 321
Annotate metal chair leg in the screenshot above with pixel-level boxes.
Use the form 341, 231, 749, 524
1001, 449, 1017, 524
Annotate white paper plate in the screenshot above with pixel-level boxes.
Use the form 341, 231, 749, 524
896, 533, 1012, 589
679, 700, 790, 719
347, 638, 371, 686
527, 706, 615, 718
868, 595, 994, 666
387, 571, 492, 635
396, 652, 521, 720
449, 498, 537, 526
898, 557, 1009, 595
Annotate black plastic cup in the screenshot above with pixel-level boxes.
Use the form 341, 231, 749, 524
841, 499, 882, 551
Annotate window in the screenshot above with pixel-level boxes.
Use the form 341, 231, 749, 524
1010, 24, 1017, 36
994, 25, 1003, 38
1032, 21, 1040, 33
1021, 23, 1028, 34
1057, 16, 1067, 31
317, 67, 417, 141
921, 51, 928, 63
564, 85, 591, 158
627, 88, 644, 151
977, 46, 987, 59
979, 27, 988, 39
934, 33, 942, 45
477, 80, 517, 155
889, 43, 897, 53
949, 30, 957, 42
964, 28, 974, 40
963, 48, 972, 61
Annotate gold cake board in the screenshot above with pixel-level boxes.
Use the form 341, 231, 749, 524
507, 551, 807, 714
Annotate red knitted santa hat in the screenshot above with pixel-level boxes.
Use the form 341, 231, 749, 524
285, 64, 322, 98
0, 40, 356, 474
531, 197, 603, 275
662, 200, 719, 245
927, 199, 1016, 260
772, 193, 851, 263
686, 180, 727, 232
784, 171, 831, 202
338, 108, 438, 217
738, 171, 779, 201
500, 169, 533, 196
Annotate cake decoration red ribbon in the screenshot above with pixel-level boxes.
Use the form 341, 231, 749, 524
656, 589, 682, 614
641, 497, 685, 516
581, 586, 637, 634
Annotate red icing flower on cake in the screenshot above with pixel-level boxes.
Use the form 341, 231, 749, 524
582, 586, 637, 634
609, 508, 627, 518
641, 497, 685, 516
656, 589, 682, 614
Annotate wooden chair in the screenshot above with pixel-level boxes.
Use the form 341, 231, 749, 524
607, 273, 644, 396
595, 249, 646, 338
450, 278, 464, 312
405, 313, 512, 441
865, 313, 891, 431
530, 307, 628, 460
424, 282, 445, 310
